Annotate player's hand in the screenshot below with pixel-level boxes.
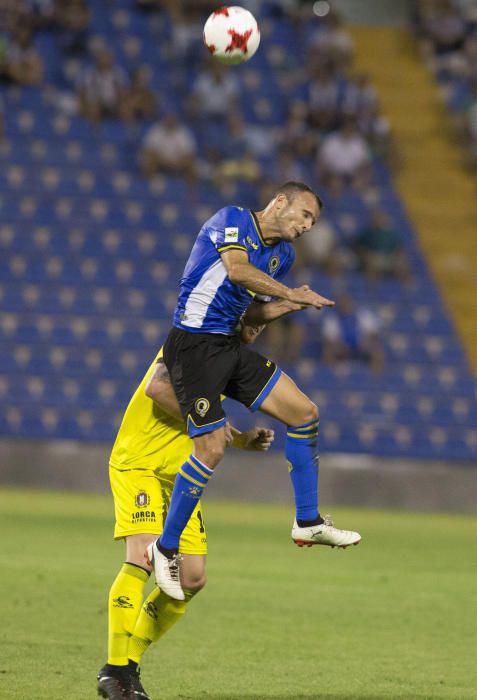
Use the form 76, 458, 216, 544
243, 427, 275, 451
286, 285, 334, 310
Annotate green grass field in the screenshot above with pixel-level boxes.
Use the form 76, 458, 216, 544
0, 488, 476, 700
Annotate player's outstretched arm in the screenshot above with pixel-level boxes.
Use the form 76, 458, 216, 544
242, 298, 308, 326
221, 249, 334, 309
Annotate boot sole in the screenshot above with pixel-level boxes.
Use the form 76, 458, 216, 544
293, 538, 361, 549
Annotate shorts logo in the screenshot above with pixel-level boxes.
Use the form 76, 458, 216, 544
135, 491, 150, 508
268, 256, 280, 273
224, 227, 239, 243
195, 398, 210, 417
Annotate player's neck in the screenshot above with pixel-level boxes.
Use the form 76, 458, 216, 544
254, 209, 281, 245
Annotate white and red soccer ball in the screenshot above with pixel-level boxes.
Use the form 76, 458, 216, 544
203, 6, 260, 65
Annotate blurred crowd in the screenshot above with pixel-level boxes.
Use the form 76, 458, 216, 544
413, 0, 477, 174
0, 0, 418, 373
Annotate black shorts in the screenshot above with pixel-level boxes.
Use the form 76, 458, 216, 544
163, 327, 281, 437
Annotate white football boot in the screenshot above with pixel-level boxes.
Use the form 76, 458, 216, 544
292, 514, 361, 549
146, 541, 184, 600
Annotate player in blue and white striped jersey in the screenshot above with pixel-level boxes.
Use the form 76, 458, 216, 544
148, 182, 361, 600
174, 205, 295, 335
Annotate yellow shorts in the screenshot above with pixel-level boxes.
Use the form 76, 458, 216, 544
109, 465, 207, 555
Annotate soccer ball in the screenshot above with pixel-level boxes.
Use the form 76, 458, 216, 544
203, 6, 260, 65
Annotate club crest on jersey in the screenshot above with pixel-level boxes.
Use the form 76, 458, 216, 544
224, 227, 239, 243
195, 398, 210, 417
135, 491, 150, 508
268, 256, 280, 273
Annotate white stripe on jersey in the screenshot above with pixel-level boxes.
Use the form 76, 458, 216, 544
182, 259, 228, 328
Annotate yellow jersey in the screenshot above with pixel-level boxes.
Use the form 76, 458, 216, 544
109, 347, 192, 482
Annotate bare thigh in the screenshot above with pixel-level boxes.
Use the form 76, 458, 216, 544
259, 372, 319, 426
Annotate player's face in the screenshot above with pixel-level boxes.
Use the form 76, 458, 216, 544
275, 192, 320, 241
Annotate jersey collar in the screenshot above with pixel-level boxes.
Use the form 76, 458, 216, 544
249, 210, 274, 247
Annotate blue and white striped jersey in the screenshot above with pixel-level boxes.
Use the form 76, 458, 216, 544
173, 206, 295, 334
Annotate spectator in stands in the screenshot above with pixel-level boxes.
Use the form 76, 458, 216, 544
225, 108, 277, 160
140, 112, 198, 184
77, 47, 127, 123
274, 145, 306, 184
317, 119, 371, 187
24, 0, 55, 30
342, 73, 378, 121
454, 80, 477, 173
307, 9, 353, 73
167, 1, 203, 65
0, 0, 26, 33
188, 60, 240, 122
307, 62, 341, 131
417, 0, 468, 56
294, 217, 354, 277
56, 0, 90, 54
321, 292, 384, 374
2, 20, 43, 86
356, 102, 394, 163
355, 208, 411, 285
121, 65, 157, 124
259, 314, 307, 365
214, 148, 261, 185
280, 99, 318, 158
0, 93, 5, 142
461, 35, 477, 83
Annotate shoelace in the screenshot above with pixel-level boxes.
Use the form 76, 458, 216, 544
323, 514, 334, 527
168, 553, 183, 582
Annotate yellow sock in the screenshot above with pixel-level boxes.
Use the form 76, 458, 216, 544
128, 589, 194, 664
108, 563, 149, 666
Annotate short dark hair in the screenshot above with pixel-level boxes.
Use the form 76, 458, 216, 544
273, 181, 324, 211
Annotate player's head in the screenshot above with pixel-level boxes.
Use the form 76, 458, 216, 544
268, 182, 323, 242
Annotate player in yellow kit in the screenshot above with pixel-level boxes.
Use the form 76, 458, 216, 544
97, 311, 296, 700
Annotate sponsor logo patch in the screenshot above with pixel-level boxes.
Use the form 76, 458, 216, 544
224, 227, 239, 243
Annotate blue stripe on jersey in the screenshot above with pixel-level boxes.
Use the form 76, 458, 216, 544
173, 207, 295, 335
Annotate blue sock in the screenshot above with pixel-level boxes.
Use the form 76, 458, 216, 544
159, 455, 213, 551
285, 419, 320, 522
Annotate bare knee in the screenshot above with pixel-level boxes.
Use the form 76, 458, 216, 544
181, 553, 207, 593
294, 400, 319, 426
181, 572, 207, 594
125, 533, 156, 572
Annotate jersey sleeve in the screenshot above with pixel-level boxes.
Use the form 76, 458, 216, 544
209, 207, 249, 256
